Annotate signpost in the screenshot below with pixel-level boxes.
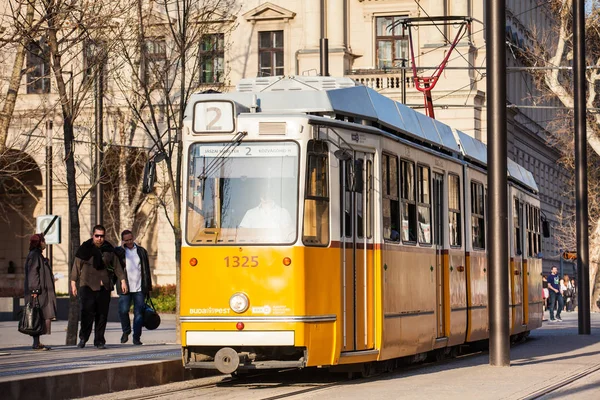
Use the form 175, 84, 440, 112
36, 215, 61, 245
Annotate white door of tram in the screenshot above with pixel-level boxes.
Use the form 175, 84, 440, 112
340, 151, 375, 352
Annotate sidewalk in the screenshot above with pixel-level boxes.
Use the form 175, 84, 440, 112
0, 314, 215, 400
303, 311, 600, 400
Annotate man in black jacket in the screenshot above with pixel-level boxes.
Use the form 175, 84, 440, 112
115, 230, 152, 345
71, 225, 127, 349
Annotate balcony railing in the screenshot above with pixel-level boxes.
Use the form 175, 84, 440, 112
346, 70, 414, 98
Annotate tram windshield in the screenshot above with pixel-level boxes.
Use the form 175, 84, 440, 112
186, 141, 299, 245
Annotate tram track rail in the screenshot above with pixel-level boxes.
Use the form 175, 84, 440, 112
519, 362, 600, 400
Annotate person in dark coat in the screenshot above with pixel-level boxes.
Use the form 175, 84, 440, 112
70, 225, 127, 349
114, 229, 153, 345
24, 233, 56, 350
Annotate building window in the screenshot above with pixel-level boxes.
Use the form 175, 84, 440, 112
199, 34, 224, 84
401, 159, 416, 243
27, 39, 51, 94
144, 38, 167, 89
383, 153, 400, 241
448, 174, 461, 247
471, 181, 485, 250
258, 31, 283, 77
376, 16, 409, 69
417, 165, 431, 244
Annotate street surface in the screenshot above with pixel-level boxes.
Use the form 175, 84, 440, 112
80, 311, 600, 400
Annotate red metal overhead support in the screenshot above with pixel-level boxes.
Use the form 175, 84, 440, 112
396, 16, 472, 119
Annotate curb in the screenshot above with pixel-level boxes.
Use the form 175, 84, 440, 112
1, 359, 218, 400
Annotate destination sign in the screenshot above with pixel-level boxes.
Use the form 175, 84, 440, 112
198, 144, 297, 158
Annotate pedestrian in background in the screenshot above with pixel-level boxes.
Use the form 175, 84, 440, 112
542, 275, 549, 321
70, 225, 127, 349
115, 229, 152, 345
24, 233, 56, 350
571, 279, 578, 311
547, 266, 564, 322
563, 276, 575, 312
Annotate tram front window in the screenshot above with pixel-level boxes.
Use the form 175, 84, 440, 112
186, 142, 299, 245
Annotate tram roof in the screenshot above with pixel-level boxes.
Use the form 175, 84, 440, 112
188, 76, 538, 193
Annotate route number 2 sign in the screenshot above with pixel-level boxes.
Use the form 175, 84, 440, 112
193, 101, 234, 133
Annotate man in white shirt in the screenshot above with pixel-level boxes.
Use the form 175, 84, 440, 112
115, 230, 152, 345
239, 190, 295, 242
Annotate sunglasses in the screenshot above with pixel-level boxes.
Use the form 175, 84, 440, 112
94, 234, 105, 238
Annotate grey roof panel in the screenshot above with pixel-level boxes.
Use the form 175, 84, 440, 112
365, 89, 406, 131
396, 103, 427, 142
327, 86, 378, 119
415, 112, 445, 146
433, 120, 460, 152
508, 158, 539, 192
454, 129, 487, 164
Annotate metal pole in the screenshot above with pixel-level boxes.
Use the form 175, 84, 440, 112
94, 64, 104, 224
574, 0, 590, 335
486, 0, 510, 366
402, 59, 407, 104
45, 120, 53, 264
320, 0, 329, 76
560, 249, 564, 278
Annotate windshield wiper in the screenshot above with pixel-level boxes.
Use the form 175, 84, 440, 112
197, 131, 247, 199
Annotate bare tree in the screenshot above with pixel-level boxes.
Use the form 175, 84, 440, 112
113, 0, 238, 339
530, 0, 600, 309
31, 0, 134, 344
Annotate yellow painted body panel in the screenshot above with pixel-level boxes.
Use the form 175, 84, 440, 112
465, 251, 488, 342
181, 243, 542, 368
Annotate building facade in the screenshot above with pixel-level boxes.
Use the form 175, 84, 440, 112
0, 0, 571, 297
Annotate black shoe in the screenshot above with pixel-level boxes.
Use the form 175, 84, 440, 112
121, 332, 129, 344
133, 339, 143, 346
95, 344, 106, 349
77, 340, 86, 348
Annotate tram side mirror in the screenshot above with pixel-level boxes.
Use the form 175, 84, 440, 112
142, 160, 157, 194
542, 218, 550, 238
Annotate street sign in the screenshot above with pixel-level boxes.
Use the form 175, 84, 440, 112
36, 215, 61, 244
562, 251, 577, 261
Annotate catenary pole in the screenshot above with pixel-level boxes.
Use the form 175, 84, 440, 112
486, 0, 510, 366
46, 120, 53, 264
94, 63, 104, 224
574, 0, 591, 334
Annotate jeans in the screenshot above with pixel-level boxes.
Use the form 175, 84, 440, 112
548, 290, 564, 320
118, 291, 146, 340
79, 286, 111, 346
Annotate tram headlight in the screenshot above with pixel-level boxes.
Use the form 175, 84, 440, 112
229, 292, 249, 314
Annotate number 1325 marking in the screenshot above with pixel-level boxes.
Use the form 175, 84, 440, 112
224, 256, 259, 267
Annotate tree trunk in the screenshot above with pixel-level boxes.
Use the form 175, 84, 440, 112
0, 0, 35, 152
46, 10, 81, 345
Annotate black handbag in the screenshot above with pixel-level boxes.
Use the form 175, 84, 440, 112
143, 295, 161, 330
18, 297, 44, 336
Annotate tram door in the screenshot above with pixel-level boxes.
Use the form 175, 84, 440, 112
340, 152, 375, 352
432, 172, 446, 338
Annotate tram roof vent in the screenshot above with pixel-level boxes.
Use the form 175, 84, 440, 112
236, 76, 357, 93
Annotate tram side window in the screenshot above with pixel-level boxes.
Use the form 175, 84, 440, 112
448, 174, 462, 247
358, 159, 373, 239
535, 207, 541, 256
401, 159, 417, 243
303, 140, 329, 246
417, 165, 431, 244
383, 154, 400, 241
471, 181, 485, 250
340, 160, 352, 238
514, 198, 522, 255
526, 204, 533, 257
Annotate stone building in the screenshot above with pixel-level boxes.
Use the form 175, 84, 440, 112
0, 0, 570, 296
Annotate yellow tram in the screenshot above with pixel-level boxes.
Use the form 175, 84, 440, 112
179, 76, 545, 374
